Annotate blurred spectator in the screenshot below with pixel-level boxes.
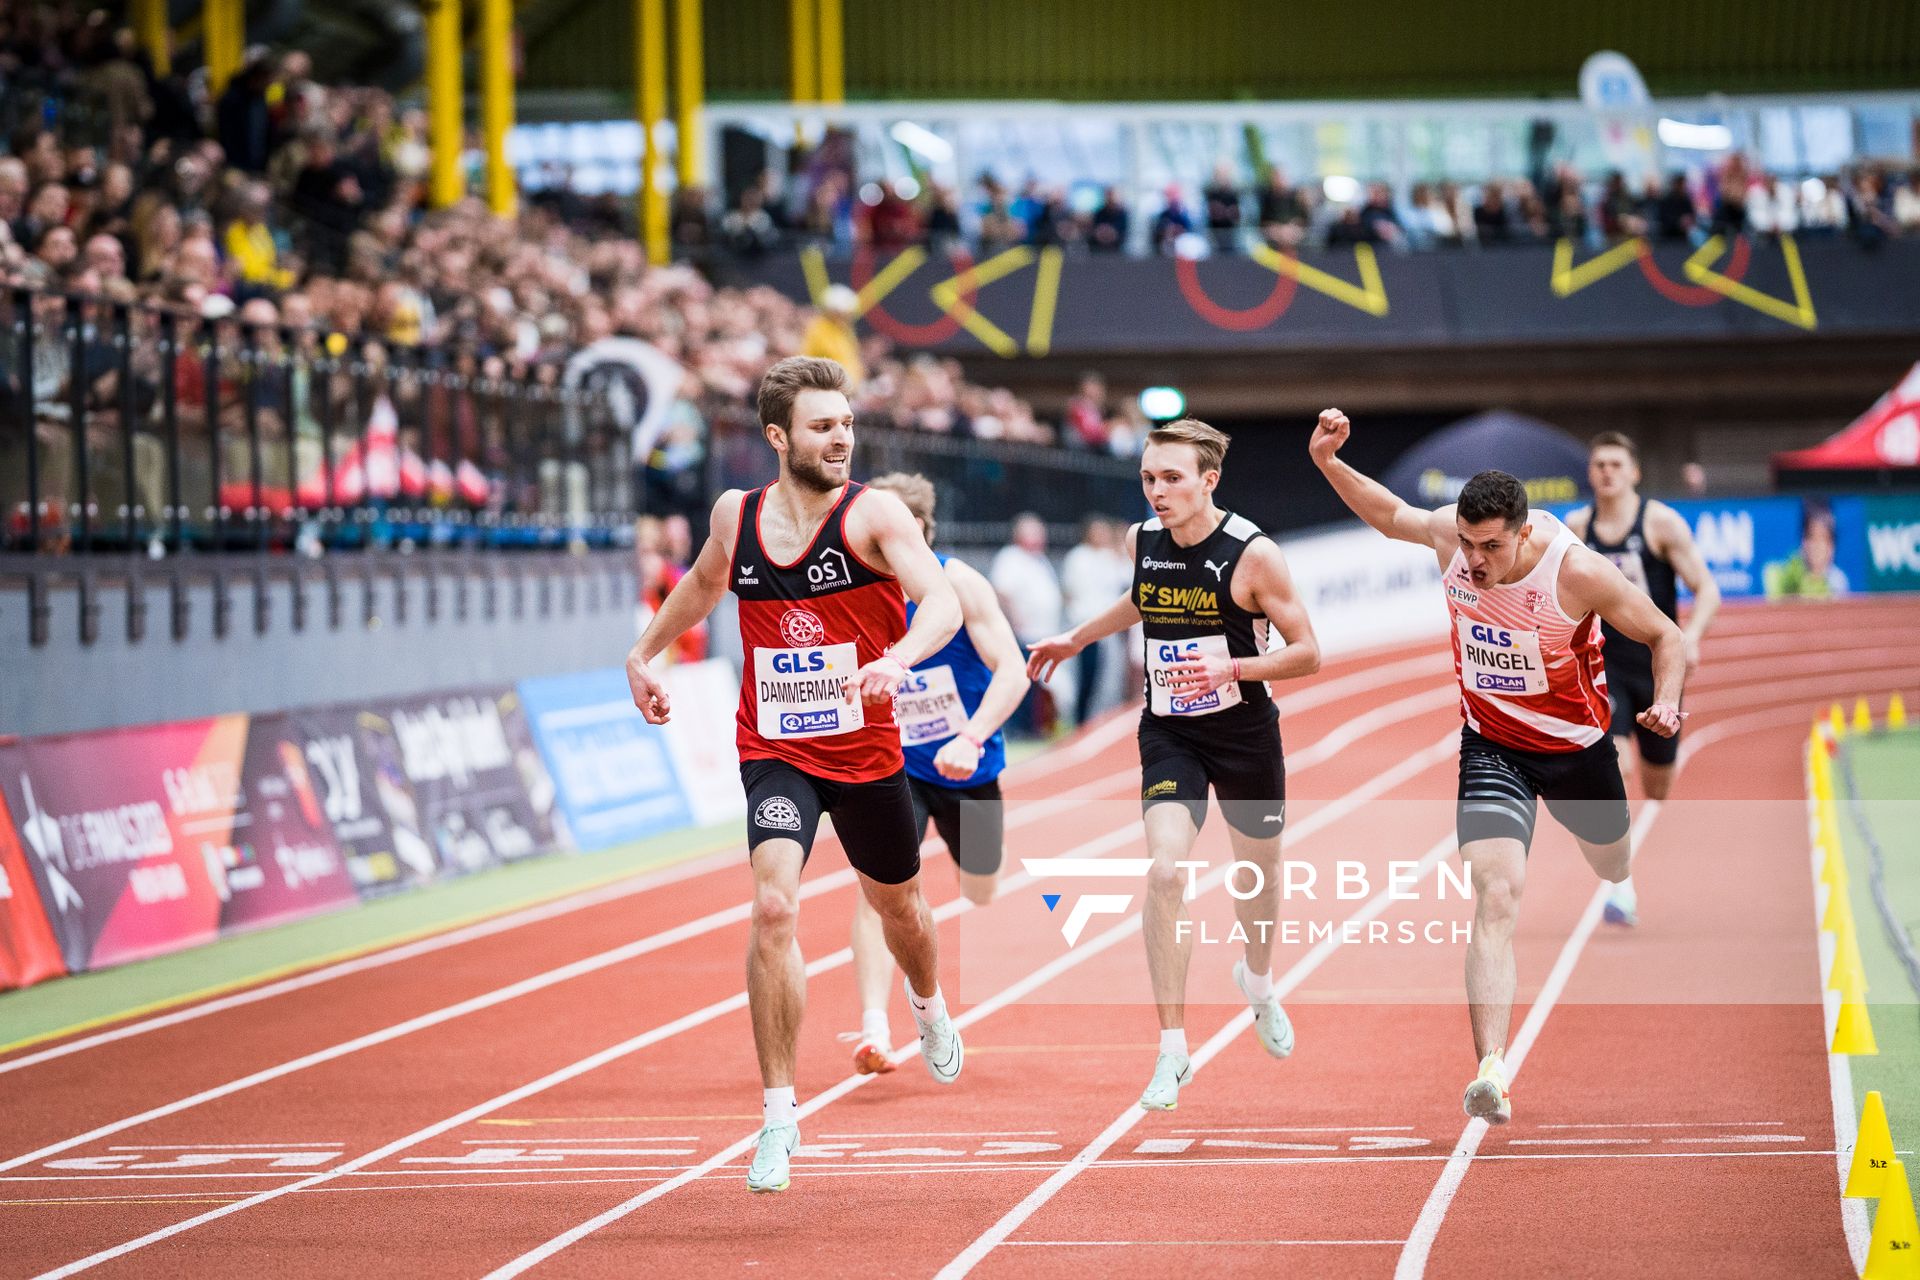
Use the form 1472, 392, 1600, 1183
1473, 181, 1512, 244
1682, 462, 1708, 496
1358, 182, 1404, 245
1598, 171, 1647, 240
1653, 174, 1696, 242
1060, 516, 1131, 725
1203, 163, 1243, 252
801, 284, 864, 388
224, 180, 294, 294
1089, 185, 1130, 253
216, 56, 277, 174
1257, 168, 1308, 251
990, 512, 1064, 736
1151, 187, 1194, 255
1064, 373, 1109, 451
924, 183, 962, 251
720, 183, 782, 258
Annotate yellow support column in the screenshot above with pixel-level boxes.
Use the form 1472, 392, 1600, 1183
203, 0, 241, 96
674, 0, 706, 189
816, 0, 843, 109
480, 0, 517, 218
136, 0, 171, 78
426, 0, 466, 209
636, 0, 668, 264
789, 0, 816, 142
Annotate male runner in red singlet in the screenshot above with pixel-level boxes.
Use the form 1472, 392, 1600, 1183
1311, 408, 1687, 1125
624, 356, 963, 1193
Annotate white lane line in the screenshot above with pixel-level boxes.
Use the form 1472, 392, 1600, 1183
816, 1132, 1059, 1139
1393, 695, 1870, 1279
104, 1143, 345, 1150
483, 732, 1465, 1280
1660, 1135, 1805, 1144
933, 824, 1462, 1280
1000, 1239, 1407, 1247
1538, 1121, 1785, 1129
1169, 1126, 1416, 1134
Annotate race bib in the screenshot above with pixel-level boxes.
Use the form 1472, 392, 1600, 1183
1147, 634, 1244, 717
1456, 618, 1549, 696
754, 643, 864, 738
895, 664, 967, 746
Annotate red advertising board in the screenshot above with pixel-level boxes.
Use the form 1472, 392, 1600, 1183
0, 717, 359, 974
0, 780, 67, 990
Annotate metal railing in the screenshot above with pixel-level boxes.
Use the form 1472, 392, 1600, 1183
1, 285, 627, 559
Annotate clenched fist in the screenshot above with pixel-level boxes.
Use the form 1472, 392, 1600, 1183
1309, 408, 1351, 467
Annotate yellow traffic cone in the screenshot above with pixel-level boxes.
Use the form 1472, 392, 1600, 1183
1835, 994, 1880, 1056
1825, 879, 1855, 933
1830, 925, 1870, 999
1848, 1091, 1897, 1198
1892, 694, 1909, 731
1823, 830, 1850, 899
1856, 697, 1876, 734
1811, 726, 1833, 794
1833, 703, 1850, 740
1864, 1158, 1920, 1278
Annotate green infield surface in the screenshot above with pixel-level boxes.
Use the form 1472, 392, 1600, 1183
1836, 725, 1920, 1154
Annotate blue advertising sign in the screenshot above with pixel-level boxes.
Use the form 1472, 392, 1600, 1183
1664, 498, 1807, 601
517, 669, 692, 851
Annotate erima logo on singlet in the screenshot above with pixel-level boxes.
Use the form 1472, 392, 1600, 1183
737, 563, 759, 585
1141, 557, 1186, 570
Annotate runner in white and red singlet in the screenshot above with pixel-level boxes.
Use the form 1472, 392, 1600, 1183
1311, 407, 1686, 1126
624, 356, 964, 1195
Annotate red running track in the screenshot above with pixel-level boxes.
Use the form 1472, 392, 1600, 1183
3, 598, 1915, 1279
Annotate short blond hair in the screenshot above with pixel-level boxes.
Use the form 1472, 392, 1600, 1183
1146, 417, 1230, 476
868, 471, 937, 545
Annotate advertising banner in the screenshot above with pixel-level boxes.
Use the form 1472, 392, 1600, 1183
356, 688, 561, 875
1862, 494, 1920, 593
0, 777, 67, 990
1663, 497, 1806, 601
659, 660, 747, 826
0, 717, 357, 973
274, 708, 437, 899
1278, 524, 1448, 656
519, 668, 692, 851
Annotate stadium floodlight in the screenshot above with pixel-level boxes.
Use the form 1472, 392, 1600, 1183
1321, 174, 1361, 204
1656, 118, 1733, 151
1139, 386, 1186, 422
889, 121, 954, 165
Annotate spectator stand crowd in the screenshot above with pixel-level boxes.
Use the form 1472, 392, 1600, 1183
696, 133, 1920, 263
0, 6, 1084, 560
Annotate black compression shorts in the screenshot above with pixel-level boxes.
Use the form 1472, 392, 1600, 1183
740, 758, 921, 884
1456, 725, 1630, 851
909, 775, 1005, 877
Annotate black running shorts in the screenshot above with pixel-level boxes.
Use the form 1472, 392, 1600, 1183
909, 775, 1005, 877
1605, 649, 1680, 767
1456, 725, 1631, 852
740, 758, 921, 884
1137, 705, 1287, 839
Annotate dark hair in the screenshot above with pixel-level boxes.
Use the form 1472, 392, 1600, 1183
1802, 498, 1835, 536
1456, 470, 1529, 529
1588, 430, 1638, 462
756, 355, 848, 433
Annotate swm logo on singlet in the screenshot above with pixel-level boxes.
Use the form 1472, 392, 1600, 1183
757, 607, 862, 739
1456, 620, 1548, 696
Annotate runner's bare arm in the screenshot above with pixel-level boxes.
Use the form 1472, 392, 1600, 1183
933, 559, 1032, 779
1562, 547, 1688, 737
846, 487, 961, 702
1648, 501, 1720, 672
1026, 523, 1142, 681
1165, 539, 1319, 698
624, 490, 743, 723
1309, 407, 1454, 554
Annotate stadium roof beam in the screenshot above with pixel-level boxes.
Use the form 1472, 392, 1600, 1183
481, 0, 518, 217
427, 0, 466, 208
